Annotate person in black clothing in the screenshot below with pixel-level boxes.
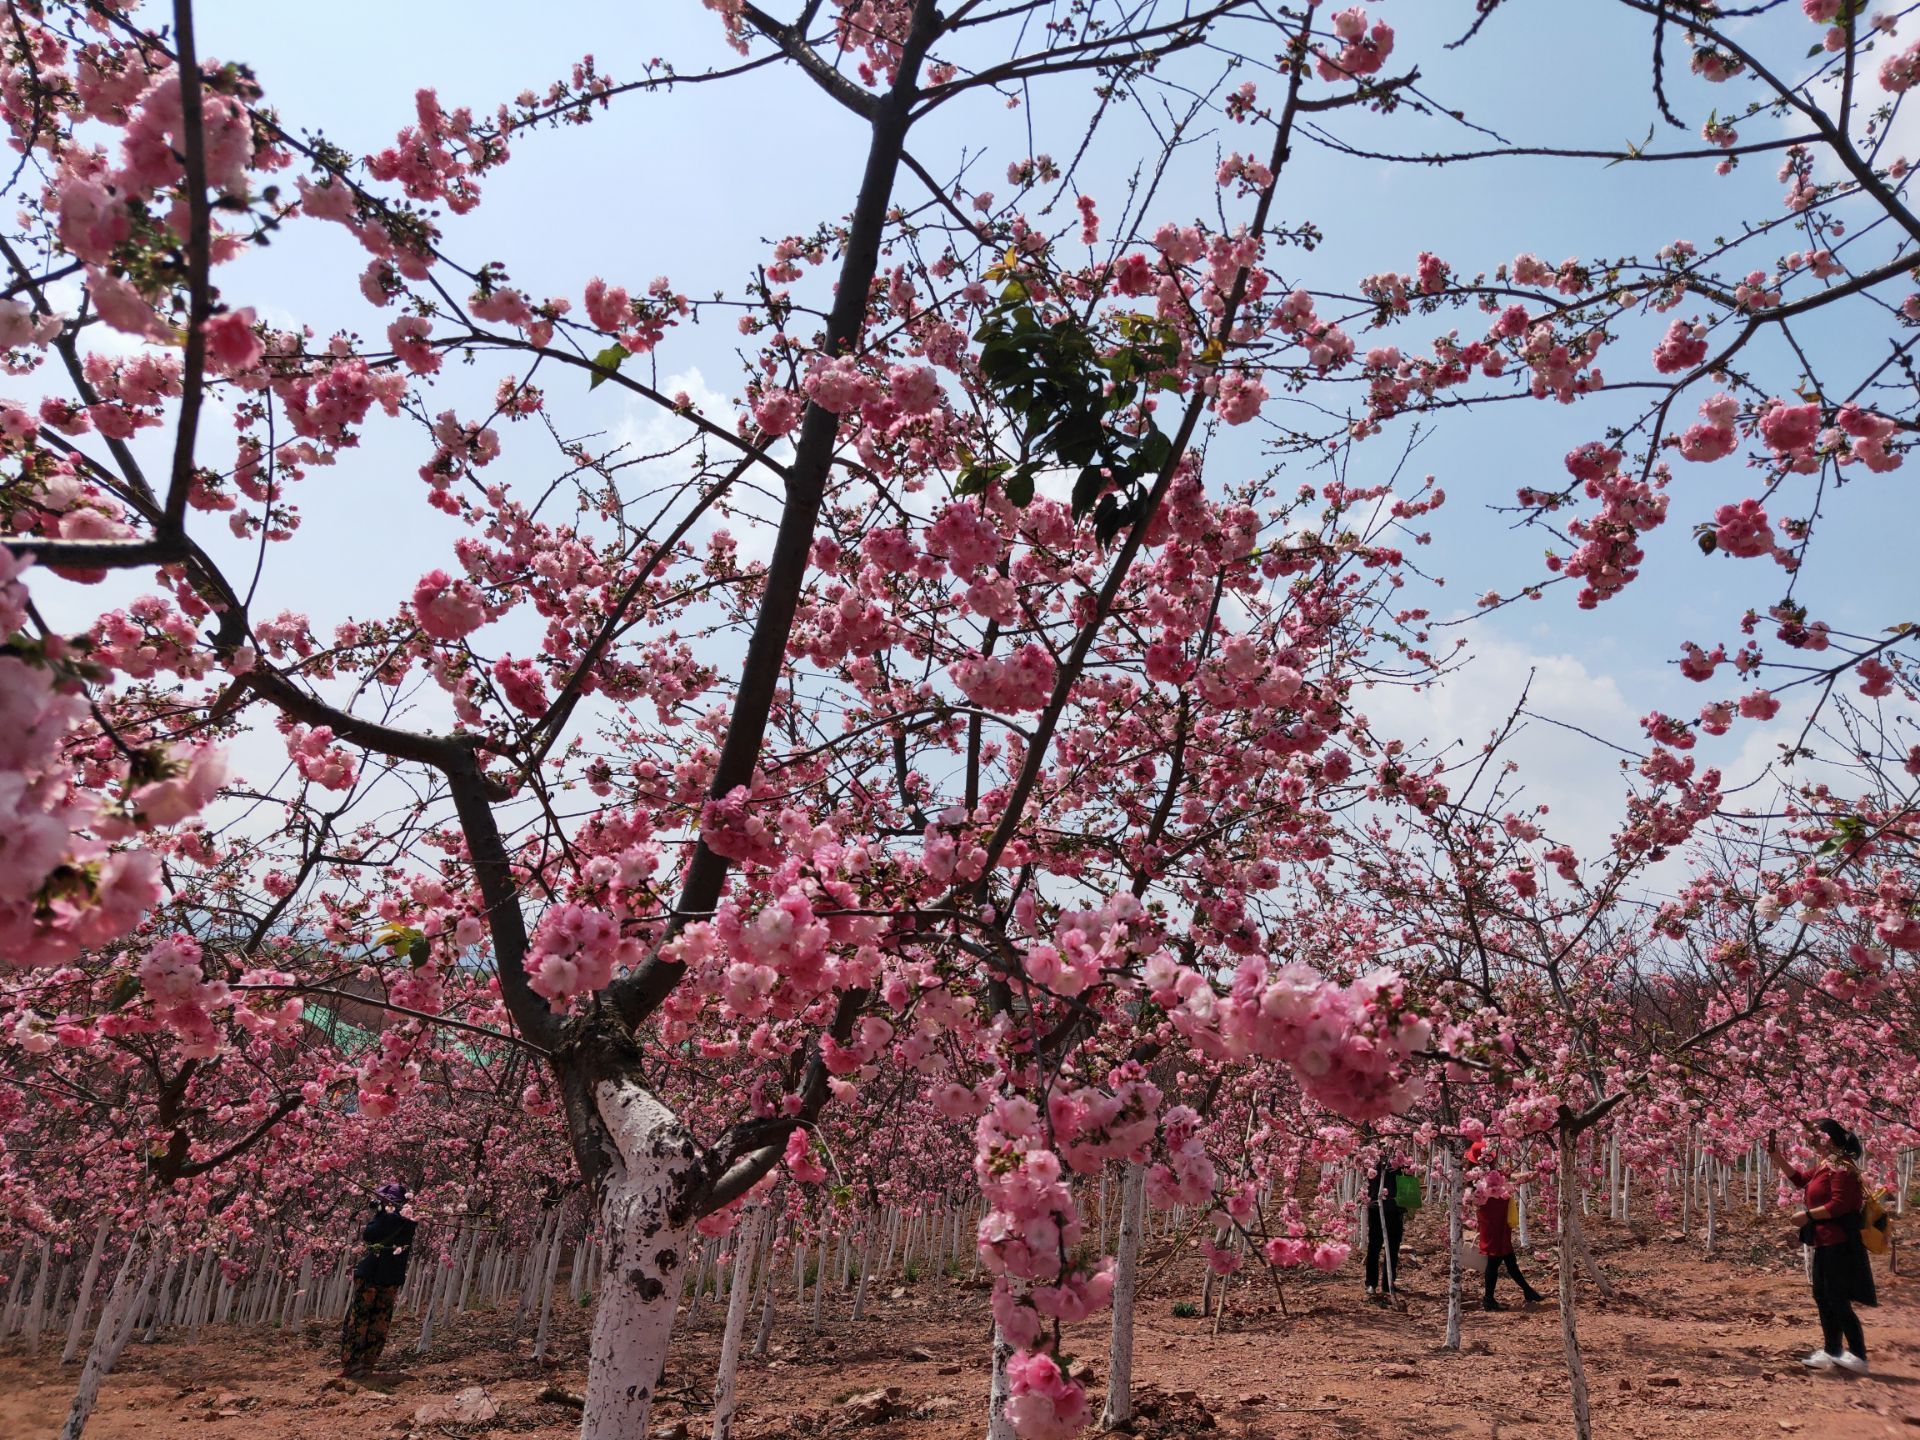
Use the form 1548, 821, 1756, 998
341, 1182, 417, 1377
1363, 1156, 1405, 1300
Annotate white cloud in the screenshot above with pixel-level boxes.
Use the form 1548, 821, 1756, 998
1359, 630, 1643, 867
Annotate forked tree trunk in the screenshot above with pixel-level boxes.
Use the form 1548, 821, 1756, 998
1557, 1131, 1594, 1440
61, 1232, 159, 1440
579, 1080, 698, 1440
1099, 1161, 1147, 1428
1566, 1198, 1615, 1297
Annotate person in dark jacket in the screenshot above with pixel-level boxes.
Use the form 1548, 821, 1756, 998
341, 1182, 417, 1377
1468, 1142, 1542, 1311
1770, 1120, 1875, 1374
1363, 1156, 1406, 1300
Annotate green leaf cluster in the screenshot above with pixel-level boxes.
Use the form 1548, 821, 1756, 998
960, 282, 1177, 545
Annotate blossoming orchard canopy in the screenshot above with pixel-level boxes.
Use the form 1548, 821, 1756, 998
1, 2, 1918, 1439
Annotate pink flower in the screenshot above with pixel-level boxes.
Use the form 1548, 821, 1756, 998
887, 364, 943, 417
1857, 656, 1896, 698
56, 167, 131, 264
1881, 40, 1920, 93
491, 656, 549, 716
802, 355, 873, 414
584, 277, 631, 331
133, 745, 229, 826
1213, 369, 1269, 426
202, 309, 263, 375
1757, 400, 1822, 457
411, 569, 488, 640
86, 268, 168, 340
751, 388, 805, 437
1652, 318, 1709, 374
1712, 499, 1774, 558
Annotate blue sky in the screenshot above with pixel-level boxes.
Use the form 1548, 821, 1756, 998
34, 1, 1918, 875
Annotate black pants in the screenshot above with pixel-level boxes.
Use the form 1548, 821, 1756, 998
1483, 1251, 1539, 1305
1365, 1207, 1404, 1291
1811, 1245, 1867, 1359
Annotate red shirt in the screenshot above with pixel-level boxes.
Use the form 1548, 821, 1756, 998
1786, 1163, 1863, 1248
1477, 1194, 1513, 1256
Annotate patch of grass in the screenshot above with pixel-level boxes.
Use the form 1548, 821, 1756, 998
1171, 1300, 1199, 1318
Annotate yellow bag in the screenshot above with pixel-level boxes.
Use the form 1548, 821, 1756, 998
1507, 1197, 1519, 1229
1861, 1190, 1892, 1255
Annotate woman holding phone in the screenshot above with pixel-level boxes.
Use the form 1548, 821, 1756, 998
1768, 1119, 1875, 1373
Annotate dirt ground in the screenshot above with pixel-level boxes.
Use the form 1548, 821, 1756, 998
4, 1211, 1917, 1440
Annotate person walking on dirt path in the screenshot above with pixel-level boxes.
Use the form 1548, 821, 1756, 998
341, 1181, 417, 1378
1467, 1142, 1542, 1312
1363, 1155, 1406, 1301
1769, 1119, 1875, 1374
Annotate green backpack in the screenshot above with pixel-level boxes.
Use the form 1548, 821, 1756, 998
1394, 1173, 1424, 1212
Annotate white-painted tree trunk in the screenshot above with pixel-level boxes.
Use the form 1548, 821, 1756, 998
23, 1238, 54, 1352
1444, 1145, 1464, 1351
850, 1217, 879, 1322
62, 1219, 110, 1366
809, 1239, 827, 1334
1099, 1161, 1147, 1427
709, 1207, 761, 1440
1557, 1132, 1593, 1440
751, 1238, 778, 1359
60, 1232, 158, 1440
579, 1080, 698, 1440
1566, 1199, 1615, 1297
533, 1208, 568, 1363
986, 1324, 1016, 1440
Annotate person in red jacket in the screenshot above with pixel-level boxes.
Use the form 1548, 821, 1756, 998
1468, 1141, 1543, 1311
1769, 1119, 1875, 1374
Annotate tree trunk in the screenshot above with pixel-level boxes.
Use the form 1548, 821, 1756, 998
987, 1324, 1016, 1440
1099, 1161, 1147, 1428
710, 1207, 762, 1440
23, 1238, 54, 1352
60, 1232, 158, 1440
1566, 1198, 1615, 1297
752, 1237, 779, 1359
850, 1217, 879, 1322
533, 1207, 568, 1364
1557, 1130, 1594, 1440
579, 1080, 698, 1440
62, 1218, 110, 1365
1444, 1145, 1464, 1351
810, 1239, 827, 1334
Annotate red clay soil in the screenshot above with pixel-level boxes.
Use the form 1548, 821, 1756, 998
3, 1212, 1917, 1440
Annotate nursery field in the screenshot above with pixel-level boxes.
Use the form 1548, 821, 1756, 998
10, 4, 1920, 1440
4, 1216, 1915, 1440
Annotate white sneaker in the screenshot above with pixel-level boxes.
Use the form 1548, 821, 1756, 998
1834, 1352, 1869, 1375
1801, 1350, 1837, 1369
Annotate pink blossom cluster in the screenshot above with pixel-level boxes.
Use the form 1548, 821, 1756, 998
1546, 442, 1669, 608
232, 970, 306, 1042
1315, 7, 1395, 82
951, 642, 1058, 713
283, 723, 358, 791
411, 568, 491, 640
1194, 634, 1304, 711
137, 934, 230, 1059
524, 901, 633, 1005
